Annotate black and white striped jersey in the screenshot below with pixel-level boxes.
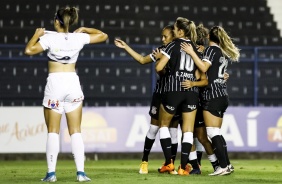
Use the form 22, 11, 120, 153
150, 45, 168, 94
202, 45, 229, 100
161, 38, 200, 92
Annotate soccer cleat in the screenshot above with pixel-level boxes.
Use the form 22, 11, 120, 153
41, 172, 57, 182
177, 166, 189, 176
77, 171, 91, 182
209, 167, 231, 176
228, 164, 234, 172
169, 170, 178, 175
158, 160, 175, 173
185, 164, 192, 173
190, 168, 202, 174
220, 167, 231, 176
139, 161, 148, 174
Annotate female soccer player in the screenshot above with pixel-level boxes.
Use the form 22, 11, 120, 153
182, 24, 220, 174
181, 25, 240, 176
114, 25, 179, 174
24, 6, 108, 182
155, 17, 200, 176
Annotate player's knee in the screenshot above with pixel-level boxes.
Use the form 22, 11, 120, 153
147, 124, 159, 139
69, 128, 81, 135
197, 134, 208, 144
206, 127, 220, 139
169, 127, 178, 144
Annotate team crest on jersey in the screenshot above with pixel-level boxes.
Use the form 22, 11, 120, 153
48, 99, 59, 109
151, 106, 157, 115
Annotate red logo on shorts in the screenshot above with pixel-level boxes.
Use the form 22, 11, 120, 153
72, 96, 84, 102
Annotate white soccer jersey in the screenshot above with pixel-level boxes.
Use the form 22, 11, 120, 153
39, 32, 90, 64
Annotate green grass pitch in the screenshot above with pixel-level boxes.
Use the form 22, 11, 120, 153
1, 159, 281, 184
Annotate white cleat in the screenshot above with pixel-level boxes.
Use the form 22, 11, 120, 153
228, 164, 234, 172
41, 172, 57, 182
209, 167, 231, 176
77, 171, 91, 182
169, 170, 178, 175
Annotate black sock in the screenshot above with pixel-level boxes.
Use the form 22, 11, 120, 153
221, 135, 231, 165
181, 142, 192, 169
211, 135, 227, 168
211, 160, 220, 171
160, 138, 172, 165
196, 151, 203, 166
186, 157, 190, 165
142, 137, 155, 162
190, 158, 200, 170
171, 143, 178, 164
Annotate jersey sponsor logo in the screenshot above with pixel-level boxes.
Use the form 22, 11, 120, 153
54, 56, 71, 60
187, 105, 196, 110
165, 105, 175, 111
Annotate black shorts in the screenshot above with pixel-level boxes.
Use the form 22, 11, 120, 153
162, 91, 199, 114
194, 106, 205, 128
149, 92, 162, 120
203, 96, 229, 118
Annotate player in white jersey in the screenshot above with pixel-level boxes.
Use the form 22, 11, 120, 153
25, 6, 108, 182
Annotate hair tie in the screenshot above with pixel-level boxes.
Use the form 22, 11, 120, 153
55, 13, 64, 25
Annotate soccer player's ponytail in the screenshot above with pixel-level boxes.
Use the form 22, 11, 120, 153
55, 7, 79, 32
210, 26, 240, 62
175, 17, 197, 45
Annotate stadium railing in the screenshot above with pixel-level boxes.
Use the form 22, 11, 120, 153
0, 44, 281, 106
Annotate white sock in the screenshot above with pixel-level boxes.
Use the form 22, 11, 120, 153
189, 151, 197, 160
169, 127, 178, 144
146, 124, 159, 139
182, 132, 193, 144
208, 154, 218, 162
159, 127, 170, 139
46, 133, 59, 173
71, 133, 85, 172
194, 138, 204, 152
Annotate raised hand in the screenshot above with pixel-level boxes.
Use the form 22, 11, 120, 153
114, 38, 127, 49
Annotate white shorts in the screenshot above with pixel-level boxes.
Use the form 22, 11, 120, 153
43, 72, 84, 114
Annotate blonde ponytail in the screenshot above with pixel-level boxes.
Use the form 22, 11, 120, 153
210, 26, 240, 62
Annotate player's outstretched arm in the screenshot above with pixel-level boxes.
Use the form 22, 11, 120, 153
114, 38, 152, 65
